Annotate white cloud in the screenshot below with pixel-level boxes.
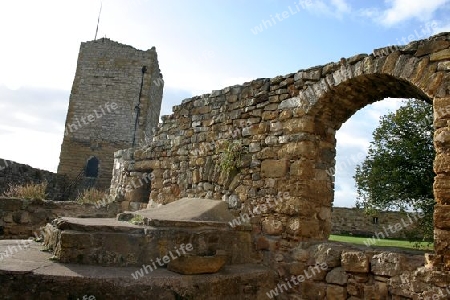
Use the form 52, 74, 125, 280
378, 0, 449, 26
306, 0, 352, 19
336, 131, 370, 150
334, 181, 358, 207
0, 128, 62, 172
331, 0, 351, 15
13, 112, 41, 125
358, 7, 380, 19
434, 22, 450, 33
0, 0, 101, 90
364, 98, 404, 121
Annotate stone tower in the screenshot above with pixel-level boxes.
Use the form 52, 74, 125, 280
58, 38, 163, 191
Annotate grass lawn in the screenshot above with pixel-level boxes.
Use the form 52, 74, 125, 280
329, 234, 434, 251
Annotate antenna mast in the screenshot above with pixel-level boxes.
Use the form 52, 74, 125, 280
94, 2, 102, 40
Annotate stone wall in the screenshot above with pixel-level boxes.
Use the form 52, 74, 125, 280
108, 32, 450, 277
0, 197, 119, 239
58, 38, 163, 190
331, 207, 421, 239
269, 241, 448, 299
0, 159, 69, 201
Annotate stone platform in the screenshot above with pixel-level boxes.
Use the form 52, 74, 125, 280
0, 240, 273, 300
43, 198, 257, 267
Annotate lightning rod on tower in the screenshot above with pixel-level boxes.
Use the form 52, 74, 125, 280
94, 2, 102, 40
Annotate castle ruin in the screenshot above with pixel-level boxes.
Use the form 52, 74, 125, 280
1, 33, 450, 299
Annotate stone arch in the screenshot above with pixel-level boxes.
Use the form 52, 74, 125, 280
291, 40, 449, 268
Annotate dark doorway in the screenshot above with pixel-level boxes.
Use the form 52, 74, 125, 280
85, 157, 99, 178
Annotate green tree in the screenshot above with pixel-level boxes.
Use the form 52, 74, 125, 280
354, 99, 435, 241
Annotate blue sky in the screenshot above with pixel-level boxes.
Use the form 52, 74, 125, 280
0, 0, 448, 207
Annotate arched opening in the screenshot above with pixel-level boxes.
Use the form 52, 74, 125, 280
308, 74, 433, 241
330, 97, 434, 248
85, 156, 99, 178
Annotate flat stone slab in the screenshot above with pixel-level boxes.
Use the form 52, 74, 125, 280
133, 198, 236, 223
54, 217, 147, 233
0, 240, 272, 299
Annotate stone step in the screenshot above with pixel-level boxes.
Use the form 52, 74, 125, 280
44, 216, 258, 267
0, 240, 274, 300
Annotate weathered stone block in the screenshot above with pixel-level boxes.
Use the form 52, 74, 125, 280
261, 159, 288, 178
270, 121, 283, 132
306, 264, 328, 280
326, 284, 347, 300
262, 111, 278, 120
326, 267, 348, 285
299, 220, 321, 238
290, 262, 307, 275
371, 252, 424, 276
416, 40, 450, 56
248, 142, 261, 153
278, 141, 316, 159
278, 97, 301, 109
341, 251, 369, 273
301, 281, 327, 300
290, 160, 314, 179
374, 281, 389, 300
286, 217, 301, 235
434, 205, 450, 229
435, 128, 450, 149
167, 253, 227, 275
438, 61, 450, 71
434, 153, 450, 174
346, 279, 363, 297
382, 51, 401, 74
303, 68, 322, 81
264, 135, 278, 145
278, 110, 292, 121
434, 97, 450, 119
261, 218, 283, 235
292, 247, 310, 262
242, 123, 269, 136
310, 243, 343, 267
431, 49, 450, 62
284, 118, 315, 134
434, 174, 450, 205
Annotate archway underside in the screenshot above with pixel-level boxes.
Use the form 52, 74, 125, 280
314, 74, 432, 131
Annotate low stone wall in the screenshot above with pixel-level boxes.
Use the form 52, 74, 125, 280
273, 241, 448, 299
0, 197, 119, 239
0, 159, 70, 201
331, 207, 421, 239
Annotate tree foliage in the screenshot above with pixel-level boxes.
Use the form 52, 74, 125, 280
354, 99, 434, 241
